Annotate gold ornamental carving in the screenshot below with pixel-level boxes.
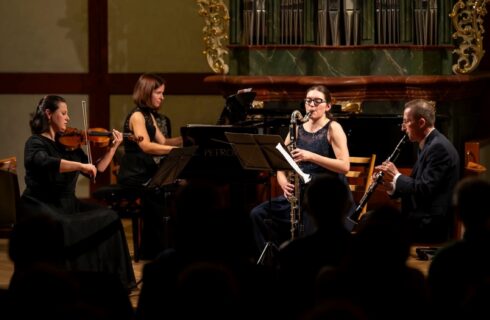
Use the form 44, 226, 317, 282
450, 0, 490, 74
340, 101, 363, 114
196, 0, 230, 74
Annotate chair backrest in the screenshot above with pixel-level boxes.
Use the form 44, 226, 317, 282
0, 156, 20, 238
346, 154, 376, 219
0, 156, 17, 173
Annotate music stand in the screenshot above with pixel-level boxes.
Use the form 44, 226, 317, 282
225, 132, 293, 265
146, 146, 197, 250
224, 132, 292, 172
147, 146, 198, 189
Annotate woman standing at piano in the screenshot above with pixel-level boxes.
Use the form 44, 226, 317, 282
17, 95, 136, 291
118, 73, 182, 260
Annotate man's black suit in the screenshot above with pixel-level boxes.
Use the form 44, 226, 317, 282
394, 129, 460, 243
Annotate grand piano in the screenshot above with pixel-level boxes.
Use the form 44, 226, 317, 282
179, 91, 262, 182
179, 92, 266, 214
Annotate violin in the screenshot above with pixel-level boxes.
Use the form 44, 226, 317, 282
57, 127, 143, 150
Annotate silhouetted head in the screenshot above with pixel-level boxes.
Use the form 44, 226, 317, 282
303, 174, 351, 228
452, 176, 490, 239
352, 205, 411, 266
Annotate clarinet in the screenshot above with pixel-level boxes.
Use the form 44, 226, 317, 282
287, 110, 311, 239
348, 134, 408, 224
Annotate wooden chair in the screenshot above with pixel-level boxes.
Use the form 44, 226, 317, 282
0, 156, 19, 238
346, 154, 377, 221
92, 184, 143, 261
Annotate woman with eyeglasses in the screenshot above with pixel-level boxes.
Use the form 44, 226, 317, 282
250, 85, 354, 258
249, 84, 355, 317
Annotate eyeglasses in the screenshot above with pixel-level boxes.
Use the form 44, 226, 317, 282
304, 98, 326, 106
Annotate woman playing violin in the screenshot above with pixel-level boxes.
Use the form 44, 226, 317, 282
118, 73, 182, 260
18, 95, 136, 290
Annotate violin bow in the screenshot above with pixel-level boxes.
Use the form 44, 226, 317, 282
81, 100, 95, 183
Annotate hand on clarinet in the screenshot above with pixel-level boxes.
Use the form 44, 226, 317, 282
291, 147, 311, 163
374, 161, 399, 192
281, 180, 295, 199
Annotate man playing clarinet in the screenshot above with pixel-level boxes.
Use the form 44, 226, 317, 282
375, 99, 460, 243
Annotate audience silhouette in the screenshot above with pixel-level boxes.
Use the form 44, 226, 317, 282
427, 177, 490, 320
7, 171, 490, 320
6, 213, 134, 320
136, 180, 279, 320
276, 173, 354, 319
315, 205, 431, 320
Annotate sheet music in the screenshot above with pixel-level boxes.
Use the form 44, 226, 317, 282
275, 143, 311, 183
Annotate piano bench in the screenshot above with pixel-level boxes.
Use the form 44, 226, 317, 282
92, 184, 143, 262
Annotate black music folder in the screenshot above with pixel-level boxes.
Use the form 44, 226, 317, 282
147, 146, 198, 188
224, 132, 292, 172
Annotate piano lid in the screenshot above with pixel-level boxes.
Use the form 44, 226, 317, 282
218, 91, 256, 125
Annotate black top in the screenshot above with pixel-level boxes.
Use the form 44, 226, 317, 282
118, 105, 160, 186
297, 120, 335, 175
23, 134, 86, 203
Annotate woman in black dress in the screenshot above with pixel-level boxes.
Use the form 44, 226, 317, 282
18, 95, 136, 290
118, 73, 182, 260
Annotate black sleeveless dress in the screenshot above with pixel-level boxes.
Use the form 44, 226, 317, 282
297, 121, 351, 181
250, 120, 354, 253
117, 104, 169, 260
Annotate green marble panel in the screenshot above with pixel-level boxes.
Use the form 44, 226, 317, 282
408, 49, 453, 75
229, 47, 454, 76
231, 47, 310, 75
313, 49, 369, 76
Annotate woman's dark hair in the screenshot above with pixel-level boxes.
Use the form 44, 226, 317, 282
306, 85, 332, 103
29, 95, 66, 134
306, 85, 334, 119
132, 73, 166, 107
